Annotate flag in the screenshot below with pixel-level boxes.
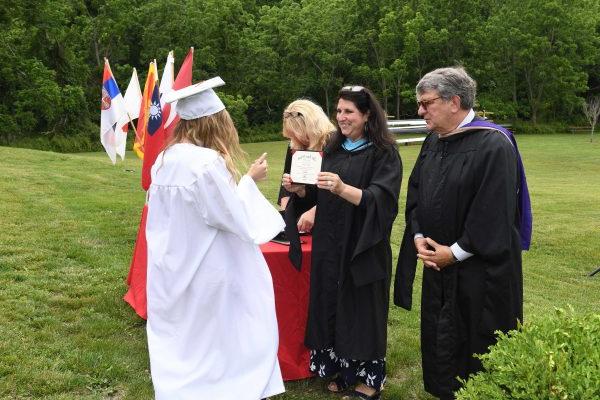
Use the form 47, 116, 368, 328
139, 49, 194, 191
124, 62, 162, 319
164, 47, 194, 130
124, 49, 194, 320
132, 61, 162, 165
132, 62, 156, 160
116, 68, 143, 160
123, 204, 149, 319
159, 51, 175, 109
147, 51, 175, 158
100, 59, 126, 164
138, 61, 166, 191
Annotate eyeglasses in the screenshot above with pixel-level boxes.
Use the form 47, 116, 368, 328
283, 111, 303, 118
340, 85, 365, 93
416, 96, 441, 110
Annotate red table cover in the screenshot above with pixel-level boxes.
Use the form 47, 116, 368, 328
260, 236, 313, 381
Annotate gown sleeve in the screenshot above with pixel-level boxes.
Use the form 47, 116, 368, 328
193, 157, 284, 245
455, 133, 518, 259
277, 144, 293, 206
393, 135, 429, 310
351, 145, 402, 260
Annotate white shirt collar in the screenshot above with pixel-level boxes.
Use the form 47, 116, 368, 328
458, 109, 475, 128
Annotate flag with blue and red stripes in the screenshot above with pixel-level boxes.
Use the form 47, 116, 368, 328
101, 59, 126, 164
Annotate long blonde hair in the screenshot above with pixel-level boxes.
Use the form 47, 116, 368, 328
166, 109, 245, 180
282, 99, 334, 150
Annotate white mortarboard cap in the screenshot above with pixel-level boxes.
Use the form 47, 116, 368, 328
162, 77, 226, 120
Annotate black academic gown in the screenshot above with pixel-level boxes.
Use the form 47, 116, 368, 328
394, 128, 523, 399
277, 144, 293, 206
304, 140, 402, 360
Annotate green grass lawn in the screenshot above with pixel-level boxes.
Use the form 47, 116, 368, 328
0, 134, 598, 399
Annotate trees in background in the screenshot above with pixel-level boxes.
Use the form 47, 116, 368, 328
470, 0, 599, 123
1, 0, 599, 146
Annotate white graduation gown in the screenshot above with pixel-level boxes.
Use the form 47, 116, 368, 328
146, 143, 285, 400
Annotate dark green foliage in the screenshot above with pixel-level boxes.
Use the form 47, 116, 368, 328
476, 94, 519, 121
456, 308, 600, 399
220, 92, 253, 132
238, 121, 284, 143
1, 0, 600, 149
512, 121, 570, 135
12, 121, 102, 152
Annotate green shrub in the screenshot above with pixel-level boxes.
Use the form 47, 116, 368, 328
476, 96, 519, 121
0, 111, 19, 145
511, 121, 570, 135
220, 93, 253, 132
456, 308, 600, 400
12, 134, 101, 153
11, 119, 102, 153
238, 122, 285, 143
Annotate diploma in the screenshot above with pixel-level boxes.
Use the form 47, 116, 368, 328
290, 150, 322, 185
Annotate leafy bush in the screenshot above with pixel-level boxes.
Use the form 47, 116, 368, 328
220, 93, 253, 132
12, 134, 101, 153
0, 110, 19, 145
11, 120, 102, 153
456, 308, 600, 400
238, 122, 284, 143
511, 121, 570, 135
476, 95, 519, 121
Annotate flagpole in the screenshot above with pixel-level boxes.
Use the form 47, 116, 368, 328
127, 112, 140, 142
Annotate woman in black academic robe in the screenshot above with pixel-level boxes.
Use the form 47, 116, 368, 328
283, 86, 401, 400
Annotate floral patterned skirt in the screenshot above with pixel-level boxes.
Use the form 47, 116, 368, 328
309, 348, 386, 391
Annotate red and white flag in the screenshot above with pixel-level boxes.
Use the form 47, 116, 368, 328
164, 47, 194, 130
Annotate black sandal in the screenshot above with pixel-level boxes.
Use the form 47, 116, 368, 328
342, 389, 381, 400
327, 375, 349, 393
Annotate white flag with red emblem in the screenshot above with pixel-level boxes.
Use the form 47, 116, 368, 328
101, 58, 127, 164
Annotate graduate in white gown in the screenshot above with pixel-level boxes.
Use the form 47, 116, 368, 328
145, 77, 285, 400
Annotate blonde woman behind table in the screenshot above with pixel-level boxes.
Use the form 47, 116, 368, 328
279, 99, 334, 232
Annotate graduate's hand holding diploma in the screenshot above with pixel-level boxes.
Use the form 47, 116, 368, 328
248, 152, 268, 182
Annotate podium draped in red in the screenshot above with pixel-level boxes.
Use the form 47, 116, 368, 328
260, 236, 313, 381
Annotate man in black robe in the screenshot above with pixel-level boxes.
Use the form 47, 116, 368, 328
394, 67, 532, 399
